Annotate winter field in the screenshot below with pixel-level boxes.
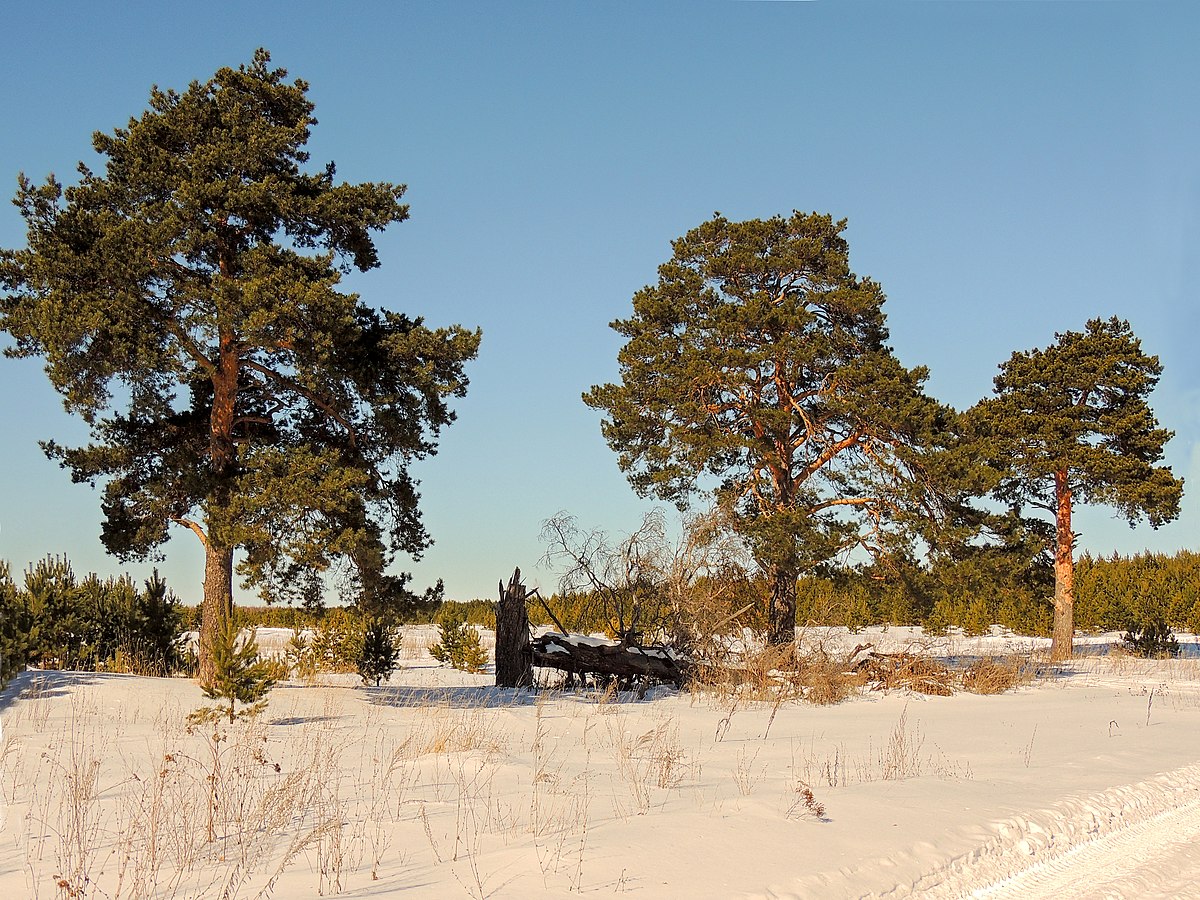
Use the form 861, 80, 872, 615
3, 626, 1200, 899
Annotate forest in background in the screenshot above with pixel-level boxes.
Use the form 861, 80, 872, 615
4, 547, 1197, 687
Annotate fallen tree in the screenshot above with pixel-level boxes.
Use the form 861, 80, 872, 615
531, 631, 688, 691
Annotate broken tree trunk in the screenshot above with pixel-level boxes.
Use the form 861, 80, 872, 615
531, 632, 687, 689
495, 567, 534, 688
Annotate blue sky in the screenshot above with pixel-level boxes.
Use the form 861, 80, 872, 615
1, 2, 1197, 605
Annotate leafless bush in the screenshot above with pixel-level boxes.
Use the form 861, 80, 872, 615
961, 657, 1024, 694
856, 652, 956, 696
690, 643, 866, 706
786, 785, 827, 821
540, 508, 757, 657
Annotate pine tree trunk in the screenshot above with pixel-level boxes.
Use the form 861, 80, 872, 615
200, 327, 239, 686
199, 541, 235, 687
767, 564, 798, 646
1050, 468, 1075, 661
495, 568, 533, 688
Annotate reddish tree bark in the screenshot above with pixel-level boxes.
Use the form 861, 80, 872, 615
1051, 468, 1075, 661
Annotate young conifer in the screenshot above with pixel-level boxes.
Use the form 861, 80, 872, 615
357, 618, 401, 686
192, 617, 276, 724
430, 608, 488, 673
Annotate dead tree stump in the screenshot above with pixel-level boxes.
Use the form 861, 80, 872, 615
495, 567, 534, 688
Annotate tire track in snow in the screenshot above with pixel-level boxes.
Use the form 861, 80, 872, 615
894, 761, 1200, 900
974, 792, 1200, 899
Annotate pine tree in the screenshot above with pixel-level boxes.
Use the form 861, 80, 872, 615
130, 570, 184, 675
193, 617, 276, 723
969, 318, 1184, 660
584, 212, 957, 645
0, 49, 480, 685
357, 618, 401, 686
430, 608, 488, 673
0, 563, 32, 685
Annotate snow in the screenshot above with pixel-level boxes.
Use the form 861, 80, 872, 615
2, 626, 1199, 899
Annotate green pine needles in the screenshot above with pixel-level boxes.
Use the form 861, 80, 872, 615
430, 609, 488, 673
191, 618, 277, 724
357, 619, 402, 686
585, 211, 957, 646
0, 48, 480, 685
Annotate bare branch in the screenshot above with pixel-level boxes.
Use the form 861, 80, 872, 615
171, 517, 208, 547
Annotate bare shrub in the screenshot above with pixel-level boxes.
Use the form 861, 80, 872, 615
691, 643, 866, 706
961, 657, 1022, 694
541, 507, 758, 661
856, 652, 955, 696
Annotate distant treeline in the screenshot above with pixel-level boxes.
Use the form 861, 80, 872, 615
476, 549, 1200, 640
791, 550, 1200, 637
4, 549, 1197, 687
159, 548, 1200, 640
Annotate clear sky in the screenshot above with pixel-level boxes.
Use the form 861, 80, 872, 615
1, 2, 1197, 606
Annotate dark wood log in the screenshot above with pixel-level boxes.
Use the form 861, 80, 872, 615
495, 568, 534, 688
531, 632, 687, 689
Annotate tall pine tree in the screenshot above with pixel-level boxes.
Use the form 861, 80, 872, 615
969, 318, 1183, 659
0, 50, 480, 684
585, 212, 956, 645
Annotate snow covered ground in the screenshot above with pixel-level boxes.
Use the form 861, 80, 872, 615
2, 626, 1199, 899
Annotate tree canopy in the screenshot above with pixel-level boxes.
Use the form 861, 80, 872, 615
968, 317, 1183, 659
0, 49, 480, 683
585, 212, 956, 644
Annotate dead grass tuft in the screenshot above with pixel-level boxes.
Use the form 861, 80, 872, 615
961, 657, 1023, 694
688, 644, 866, 706
855, 653, 955, 696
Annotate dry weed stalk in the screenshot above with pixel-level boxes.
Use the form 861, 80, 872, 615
877, 705, 924, 780
732, 746, 764, 796
786, 784, 827, 821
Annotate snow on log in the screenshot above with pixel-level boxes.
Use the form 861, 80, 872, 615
531, 632, 688, 687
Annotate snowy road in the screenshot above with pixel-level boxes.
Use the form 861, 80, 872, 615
903, 762, 1200, 900
974, 794, 1200, 900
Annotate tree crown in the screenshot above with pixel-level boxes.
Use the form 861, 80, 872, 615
970, 316, 1182, 526
585, 211, 957, 573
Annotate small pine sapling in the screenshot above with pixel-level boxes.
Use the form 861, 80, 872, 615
430, 608, 489, 673
962, 596, 993, 637
311, 608, 366, 672
357, 619, 401, 686
190, 617, 276, 724
1122, 620, 1180, 658
285, 627, 317, 678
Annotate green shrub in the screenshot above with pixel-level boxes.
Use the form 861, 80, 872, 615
357, 619, 401, 686
961, 596, 994, 637
311, 607, 365, 672
430, 608, 488, 673
11, 557, 186, 675
285, 627, 318, 678
1122, 621, 1180, 658
0, 562, 32, 686
191, 619, 276, 723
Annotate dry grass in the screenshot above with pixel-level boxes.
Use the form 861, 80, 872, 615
688, 644, 867, 706
856, 652, 955, 696
961, 657, 1025, 694
400, 703, 508, 758
789, 704, 971, 789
